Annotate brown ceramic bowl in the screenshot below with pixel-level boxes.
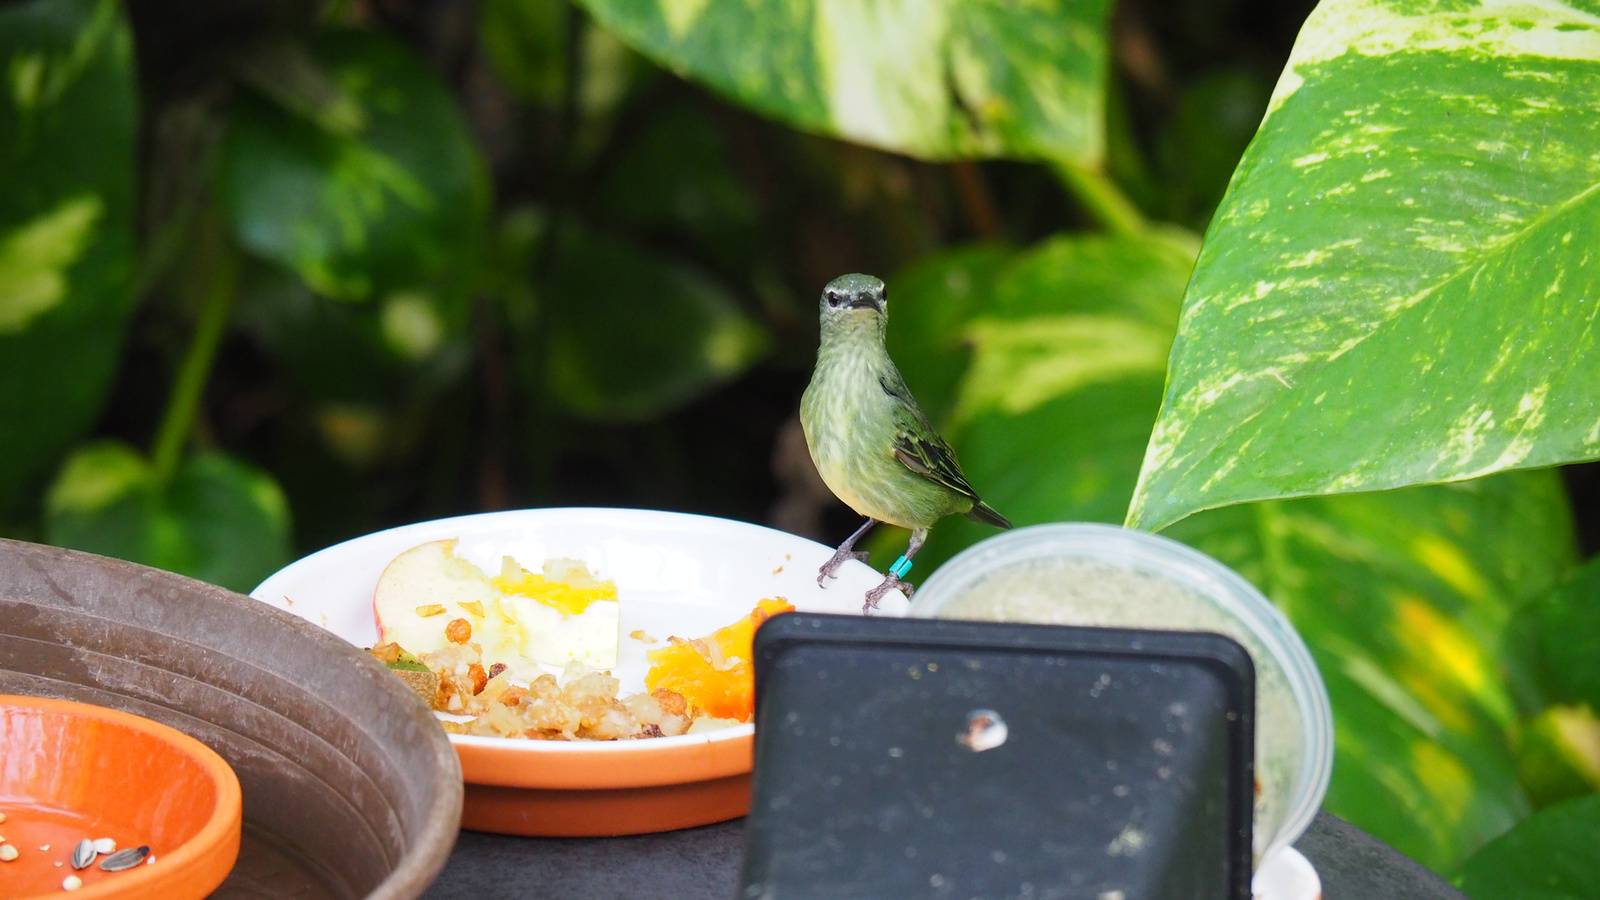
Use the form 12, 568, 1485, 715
0, 694, 242, 900
0, 539, 462, 900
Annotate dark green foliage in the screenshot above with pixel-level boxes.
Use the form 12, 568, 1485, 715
220, 30, 490, 303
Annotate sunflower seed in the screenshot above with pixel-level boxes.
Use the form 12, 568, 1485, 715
70, 839, 95, 869
93, 838, 115, 854
99, 845, 149, 872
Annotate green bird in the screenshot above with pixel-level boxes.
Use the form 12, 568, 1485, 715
800, 273, 1012, 611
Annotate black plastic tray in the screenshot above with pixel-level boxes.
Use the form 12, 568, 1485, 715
740, 614, 1257, 900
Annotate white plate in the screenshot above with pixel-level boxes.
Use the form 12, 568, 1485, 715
251, 507, 909, 743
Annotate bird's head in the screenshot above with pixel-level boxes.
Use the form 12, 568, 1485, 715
819, 273, 887, 328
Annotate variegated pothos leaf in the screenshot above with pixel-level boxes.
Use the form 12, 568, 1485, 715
573, 0, 1111, 164
1129, 0, 1600, 531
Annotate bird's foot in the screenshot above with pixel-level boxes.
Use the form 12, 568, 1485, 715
862, 575, 914, 612
816, 548, 871, 586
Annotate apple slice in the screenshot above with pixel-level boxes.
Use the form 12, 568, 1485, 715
373, 539, 519, 669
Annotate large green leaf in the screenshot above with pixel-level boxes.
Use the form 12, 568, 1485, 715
234, 262, 469, 405
574, 0, 1111, 164
539, 229, 769, 421
1514, 705, 1600, 810
44, 442, 292, 593
220, 31, 489, 302
911, 229, 1197, 566
1128, 0, 1600, 532
1169, 471, 1575, 872
1522, 554, 1600, 712
0, 0, 136, 512
884, 242, 1016, 424
1457, 793, 1600, 900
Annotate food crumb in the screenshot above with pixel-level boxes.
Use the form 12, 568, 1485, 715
0, 844, 17, 862
771, 565, 783, 574
629, 629, 658, 643
1106, 826, 1145, 856
62, 875, 82, 891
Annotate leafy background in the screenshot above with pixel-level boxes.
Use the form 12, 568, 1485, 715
4, 0, 1599, 890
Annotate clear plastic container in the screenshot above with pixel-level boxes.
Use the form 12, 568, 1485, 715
909, 523, 1334, 864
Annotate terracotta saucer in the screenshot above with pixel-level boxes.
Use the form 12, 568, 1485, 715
0, 695, 242, 900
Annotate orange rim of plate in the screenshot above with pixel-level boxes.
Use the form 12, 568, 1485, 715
0, 695, 243, 900
451, 725, 755, 790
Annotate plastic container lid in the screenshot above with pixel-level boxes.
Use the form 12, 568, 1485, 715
909, 522, 1334, 863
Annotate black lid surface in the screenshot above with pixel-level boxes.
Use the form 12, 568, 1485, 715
742, 614, 1255, 900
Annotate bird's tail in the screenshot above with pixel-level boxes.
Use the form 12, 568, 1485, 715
966, 500, 1012, 530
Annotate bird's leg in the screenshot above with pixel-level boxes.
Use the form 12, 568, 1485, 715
863, 528, 928, 612
817, 518, 878, 586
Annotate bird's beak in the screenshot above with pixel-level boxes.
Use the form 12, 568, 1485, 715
847, 295, 881, 311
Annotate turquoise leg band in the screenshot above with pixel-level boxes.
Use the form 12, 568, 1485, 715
890, 556, 913, 579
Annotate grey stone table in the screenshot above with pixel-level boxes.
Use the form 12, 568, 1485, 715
422, 811, 1465, 900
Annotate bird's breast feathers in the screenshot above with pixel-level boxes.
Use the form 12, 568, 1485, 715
802, 353, 956, 529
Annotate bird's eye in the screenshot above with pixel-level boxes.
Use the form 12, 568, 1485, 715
826, 290, 839, 304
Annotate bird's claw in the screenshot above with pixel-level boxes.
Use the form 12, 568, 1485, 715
816, 548, 871, 586
862, 575, 914, 613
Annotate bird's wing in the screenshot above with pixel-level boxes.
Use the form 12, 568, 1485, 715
883, 373, 982, 503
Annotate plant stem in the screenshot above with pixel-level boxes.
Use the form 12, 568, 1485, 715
1053, 160, 1148, 238
950, 161, 1004, 241
150, 239, 237, 488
